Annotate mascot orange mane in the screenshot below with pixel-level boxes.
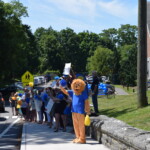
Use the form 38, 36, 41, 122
60, 79, 90, 144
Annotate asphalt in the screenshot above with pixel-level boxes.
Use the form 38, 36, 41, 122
115, 87, 128, 95
20, 122, 110, 150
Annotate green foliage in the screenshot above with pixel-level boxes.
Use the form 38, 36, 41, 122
99, 28, 120, 83
117, 24, 138, 47
119, 44, 137, 86
44, 70, 60, 75
0, 0, 138, 87
0, 0, 39, 82
0, 0, 27, 80
86, 46, 114, 76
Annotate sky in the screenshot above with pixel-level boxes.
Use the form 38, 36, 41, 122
3, 0, 147, 34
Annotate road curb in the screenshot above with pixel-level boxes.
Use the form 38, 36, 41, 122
20, 122, 27, 150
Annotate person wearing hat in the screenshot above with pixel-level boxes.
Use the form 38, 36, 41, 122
53, 76, 60, 88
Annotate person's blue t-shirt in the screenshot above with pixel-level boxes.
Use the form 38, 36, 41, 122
23, 93, 30, 104
25, 97, 30, 104
41, 92, 49, 106
34, 94, 41, 101
41, 93, 48, 102
68, 90, 88, 114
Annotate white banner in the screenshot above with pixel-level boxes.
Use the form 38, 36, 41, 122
63, 63, 71, 75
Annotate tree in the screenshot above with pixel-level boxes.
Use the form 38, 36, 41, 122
86, 46, 114, 76
0, 0, 29, 80
100, 28, 118, 49
58, 28, 80, 72
117, 24, 138, 47
23, 25, 40, 73
78, 31, 100, 72
99, 28, 120, 83
119, 44, 137, 86
34, 27, 61, 72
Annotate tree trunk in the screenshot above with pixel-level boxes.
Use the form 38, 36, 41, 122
137, 0, 148, 107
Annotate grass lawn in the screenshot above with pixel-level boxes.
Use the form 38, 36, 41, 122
90, 89, 150, 131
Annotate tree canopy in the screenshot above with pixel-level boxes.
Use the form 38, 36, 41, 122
0, 0, 138, 87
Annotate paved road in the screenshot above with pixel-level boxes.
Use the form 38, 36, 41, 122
21, 122, 110, 150
115, 87, 128, 95
0, 105, 23, 150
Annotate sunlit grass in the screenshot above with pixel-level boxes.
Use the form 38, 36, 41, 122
90, 90, 150, 131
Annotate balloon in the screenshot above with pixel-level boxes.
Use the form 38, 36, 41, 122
29, 82, 34, 87
18, 93, 22, 97
17, 100, 22, 105
60, 79, 67, 87
84, 115, 91, 126
12, 97, 16, 100
54, 76, 60, 80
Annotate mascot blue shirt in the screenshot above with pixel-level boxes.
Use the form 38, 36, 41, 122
68, 90, 88, 114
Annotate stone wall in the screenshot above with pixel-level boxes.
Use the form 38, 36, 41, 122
86, 115, 150, 150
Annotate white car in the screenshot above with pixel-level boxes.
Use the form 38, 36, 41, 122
34, 77, 41, 86
38, 76, 45, 84
86, 76, 93, 83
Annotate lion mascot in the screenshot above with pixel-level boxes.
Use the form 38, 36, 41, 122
60, 78, 90, 144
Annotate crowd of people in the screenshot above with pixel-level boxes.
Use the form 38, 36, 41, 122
8, 71, 100, 132
9, 85, 73, 132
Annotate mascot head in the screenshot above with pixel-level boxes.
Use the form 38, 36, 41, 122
71, 79, 85, 95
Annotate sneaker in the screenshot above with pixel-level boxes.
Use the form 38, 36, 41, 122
54, 129, 58, 132
63, 129, 66, 132
37, 121, 42, 124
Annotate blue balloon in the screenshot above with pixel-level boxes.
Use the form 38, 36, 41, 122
88, 84, 91, 87
18, 93, 22, 97
60, 79, 67, 87
54, 76, 60, 80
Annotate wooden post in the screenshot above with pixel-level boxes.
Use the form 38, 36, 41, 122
137, 0, 148, 107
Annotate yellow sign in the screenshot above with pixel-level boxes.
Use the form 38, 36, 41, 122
21, 71, 34, 86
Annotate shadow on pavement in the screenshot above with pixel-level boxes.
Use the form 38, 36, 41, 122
23, 123, 100, 145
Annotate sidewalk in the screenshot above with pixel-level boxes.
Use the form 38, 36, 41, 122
115, 87, 128, 95
20, 122, 110, 150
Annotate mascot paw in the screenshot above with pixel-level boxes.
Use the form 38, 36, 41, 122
72, 138, 79, 143
76, 139, 86, 144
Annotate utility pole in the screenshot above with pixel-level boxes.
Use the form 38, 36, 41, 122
137, 0, 148, 107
